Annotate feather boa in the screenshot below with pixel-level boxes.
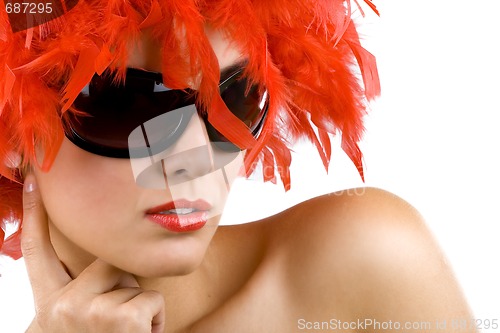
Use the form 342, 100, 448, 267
0, 0, 379, 258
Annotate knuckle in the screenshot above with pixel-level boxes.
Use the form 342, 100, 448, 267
120, 302, 140, 318
147, 290, 165, 305
36, 296, 77, 328
52, 295, 78, 320
20, 236, 39, 257
119, 303, 147, 329
87, 297, 108, 322
23, 195, 39, 211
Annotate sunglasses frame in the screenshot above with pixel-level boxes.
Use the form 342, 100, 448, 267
63, 66, 268, 158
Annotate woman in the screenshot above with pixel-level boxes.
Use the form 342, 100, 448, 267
0, 0, 476, 332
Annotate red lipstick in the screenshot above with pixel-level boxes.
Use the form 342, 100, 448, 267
145, 199, 211, 232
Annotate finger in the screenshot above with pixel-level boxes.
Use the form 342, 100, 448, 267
125, 291, 165, 333
93, 287, 144, 308
21, 173, 72, 300
75, 259, 139, 294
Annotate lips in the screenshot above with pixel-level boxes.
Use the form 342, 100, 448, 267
145, 199, 211, 232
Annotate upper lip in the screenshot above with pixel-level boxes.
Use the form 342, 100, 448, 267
146, 199, 212, 214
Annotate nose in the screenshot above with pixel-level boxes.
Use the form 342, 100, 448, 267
130, 105, 216, 189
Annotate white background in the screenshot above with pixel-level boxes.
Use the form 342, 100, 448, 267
226, 0, 500, 329
1, 1, 499, 331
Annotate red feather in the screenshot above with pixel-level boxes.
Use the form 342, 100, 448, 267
0, 178, 23, 259
0, 65, 15, 116
208, 93, 257, 149
0, 0, 380, 257
61, 42, 100, 112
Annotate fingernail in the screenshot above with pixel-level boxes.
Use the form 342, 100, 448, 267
24, 175, 36, 193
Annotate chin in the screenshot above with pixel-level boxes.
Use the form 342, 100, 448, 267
131, 257, 205, 278
124, 242, 210, 278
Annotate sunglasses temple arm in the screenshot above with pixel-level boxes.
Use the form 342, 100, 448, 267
222, 167, 230, 192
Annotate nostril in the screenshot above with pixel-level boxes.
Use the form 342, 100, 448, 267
174, 169, 188, 176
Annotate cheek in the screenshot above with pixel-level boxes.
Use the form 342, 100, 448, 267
35, 140, 139, 237
32, 139, 228, 276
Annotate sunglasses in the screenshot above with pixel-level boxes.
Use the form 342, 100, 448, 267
63, 65, 269, 158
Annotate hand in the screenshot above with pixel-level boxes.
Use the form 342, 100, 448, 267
21, 174, 165, 333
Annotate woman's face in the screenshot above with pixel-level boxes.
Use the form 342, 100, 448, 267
33, 28, 246, 278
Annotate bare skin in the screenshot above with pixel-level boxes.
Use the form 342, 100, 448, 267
22, 182, 476, 333
21, 28, 477, 333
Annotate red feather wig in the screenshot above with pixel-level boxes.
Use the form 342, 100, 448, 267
0, 0, 380, 258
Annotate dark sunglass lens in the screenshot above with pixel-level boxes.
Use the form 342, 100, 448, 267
222, 80, 268, 133
128, 105, 195, 158
67, 70, 195, 157
208, 75, 268, 151
66, 67, 268, 157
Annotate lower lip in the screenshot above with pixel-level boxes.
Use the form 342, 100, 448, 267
146, 211, 208, 232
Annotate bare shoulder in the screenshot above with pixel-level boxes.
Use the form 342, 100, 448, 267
262, 187, 476, 332
264, 187, 430, 258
